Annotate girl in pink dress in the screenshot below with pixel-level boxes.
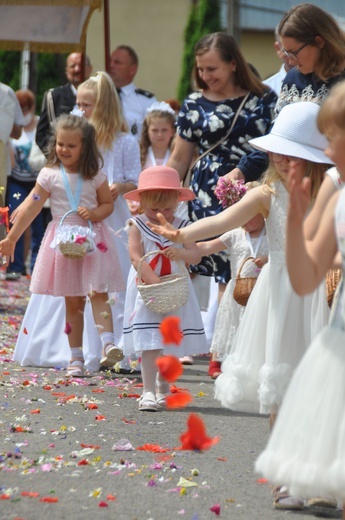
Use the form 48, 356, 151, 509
0, 114, 125, 377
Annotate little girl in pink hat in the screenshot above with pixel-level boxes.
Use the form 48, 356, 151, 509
123, 166, 208, 411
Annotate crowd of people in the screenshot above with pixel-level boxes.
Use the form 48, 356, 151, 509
1, 2, 345, 516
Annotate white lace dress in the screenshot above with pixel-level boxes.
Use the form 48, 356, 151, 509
210, 227, 269, 360
214, 181, 330, 414
256, 186, 345, 501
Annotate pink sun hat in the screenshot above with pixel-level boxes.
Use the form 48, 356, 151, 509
124, 166, 196, 202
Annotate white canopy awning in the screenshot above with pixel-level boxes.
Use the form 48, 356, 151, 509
0, 0, 102, 53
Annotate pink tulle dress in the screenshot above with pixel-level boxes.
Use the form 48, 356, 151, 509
29, 166, 124, 297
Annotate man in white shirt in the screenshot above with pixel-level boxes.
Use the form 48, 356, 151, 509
110, 45, 157, 140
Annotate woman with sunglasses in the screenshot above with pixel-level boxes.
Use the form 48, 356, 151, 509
275, 3, 345, 114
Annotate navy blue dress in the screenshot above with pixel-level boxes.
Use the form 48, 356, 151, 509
177, 88, 277, 282
275, 67, 345, 114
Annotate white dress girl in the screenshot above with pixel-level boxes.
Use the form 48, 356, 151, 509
214, 181, 330, 414
123, 214, 208, 357
256, 186, 345, 501
211, 227, 269, 360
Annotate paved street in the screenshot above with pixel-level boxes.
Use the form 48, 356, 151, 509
0, 278, 342, 520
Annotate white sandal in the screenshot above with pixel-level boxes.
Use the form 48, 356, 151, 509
66, 358, 84, 378
138, 392, 159, 412
100, 344, 124, 368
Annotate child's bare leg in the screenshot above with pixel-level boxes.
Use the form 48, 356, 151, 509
90, 291, 124, 367
65, 296, 85, 376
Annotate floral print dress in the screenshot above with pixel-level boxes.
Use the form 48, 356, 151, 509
177, 89, 276, 282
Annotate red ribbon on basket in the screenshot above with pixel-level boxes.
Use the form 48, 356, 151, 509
149, 243, 171, 276
0, 207, 10, 233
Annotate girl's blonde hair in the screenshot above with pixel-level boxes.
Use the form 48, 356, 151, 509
78, 71, 127, 150
46, 114, 103, 180
139, 189, 179, 211
262, 158, 326, 201
278, 4, 345, 82
318, 80, 345, 136
194, 32, 267, 97
140, 110, 176, 167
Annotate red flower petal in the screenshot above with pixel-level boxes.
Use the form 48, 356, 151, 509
96, 242, 108, 253
95, 415, 106, 421
180, 413, 220, 451
23, 327, 28, 335
210, 503, 221, 515
156, 356, 183, 383
106, 494, 117, 501
136, 444, 171, 453
99, 501, 108, 507
64, 322, 72, 335
40, 497, 59, 503
85, 403, 98, 409
166, 391, 192, 409
170, 384, 189, 393
21, 491, 40, 497
159, 316, 183, 345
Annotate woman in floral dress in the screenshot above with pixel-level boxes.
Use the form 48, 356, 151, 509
168, 32, 276, 287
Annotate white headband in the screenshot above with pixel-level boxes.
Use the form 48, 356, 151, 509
146, 101, 175, 115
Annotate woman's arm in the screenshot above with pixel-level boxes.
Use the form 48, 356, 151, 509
128, 224, 161, 285
167, 135, 197, 182
148, 185, 269, 243
78, 180, 114, 222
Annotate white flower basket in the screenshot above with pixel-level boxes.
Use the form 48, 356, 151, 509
137, 250, 189, 314
50, 210, 96, 260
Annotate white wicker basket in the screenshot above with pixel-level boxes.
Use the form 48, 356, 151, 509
56, 210, 93, 260
137, 250, 189, 314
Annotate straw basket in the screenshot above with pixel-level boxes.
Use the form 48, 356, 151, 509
233, 256, 257, 306
326, 268, 342, 308
137, 250, 189, 314
57, 210, 92, 260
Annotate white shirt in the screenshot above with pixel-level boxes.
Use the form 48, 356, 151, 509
118, 82, 157, 141
263, 65, 287, 96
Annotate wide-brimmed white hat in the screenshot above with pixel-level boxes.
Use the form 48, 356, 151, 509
249, 101, 333, 164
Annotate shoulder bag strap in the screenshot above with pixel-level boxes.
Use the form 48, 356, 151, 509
185, 92, 250, 178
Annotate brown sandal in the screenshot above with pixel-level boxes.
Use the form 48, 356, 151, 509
208, 361, 222, 379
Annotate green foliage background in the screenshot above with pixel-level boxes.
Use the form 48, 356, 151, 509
0, 51, 66, 111
177, 0, 221, 103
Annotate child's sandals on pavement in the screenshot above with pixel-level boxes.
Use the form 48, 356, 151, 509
138, 392, 159, 412
66, 358, 84, 378
100, 344, 124, 368
273, 486, 304, 510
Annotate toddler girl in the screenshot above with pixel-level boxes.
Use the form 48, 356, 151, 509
123, 166, 208, 411
2, 115, 124, 377
140, 101, 176, 169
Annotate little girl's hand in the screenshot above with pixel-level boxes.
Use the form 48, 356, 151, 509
0, 238, 15, 265
109, 183, 120, 202
78, 206, 94, 221
164, 246, 183, 261
254, 255, 268, 268
147, 214, 182, 242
